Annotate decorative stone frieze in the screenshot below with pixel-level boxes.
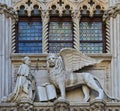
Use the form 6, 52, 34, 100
0, 3, 18, 22
103, 3, 120, 21
47, 0, 108, 17
1, 101, 120, 111
90, 100, 106, 111
54, 100, 70, 111
17, 98, 34, 111
69, 0, 108, 17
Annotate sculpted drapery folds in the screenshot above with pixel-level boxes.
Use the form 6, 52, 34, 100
1, 56, 35, 102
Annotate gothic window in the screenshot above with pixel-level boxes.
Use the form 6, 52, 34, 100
79, 2, 106, 53
15, 4, 42, 53
80, 17, 106, 53
48, 17, 73, 53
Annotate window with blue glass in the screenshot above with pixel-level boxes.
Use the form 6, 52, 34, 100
79, 17, 106, 53
16, 18, 42, 53
49, 17, 73, 53
16, 3, 42, 53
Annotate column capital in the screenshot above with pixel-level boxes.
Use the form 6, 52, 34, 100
0, 3, 18, 22
103, 3, 120, 21
41, 10, 49, 22
71, 10, 81, 21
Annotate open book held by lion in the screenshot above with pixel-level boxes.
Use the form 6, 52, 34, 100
47, 48, 119, 102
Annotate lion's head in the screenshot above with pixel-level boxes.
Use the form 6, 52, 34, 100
47, 53, 58, 67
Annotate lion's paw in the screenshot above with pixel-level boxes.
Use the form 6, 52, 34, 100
82, 96, 90, 102
57, 97, 66, 101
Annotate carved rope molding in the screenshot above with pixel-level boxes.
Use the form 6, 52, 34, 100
41, 10, 49, 53
106, 20, 110, 53
103, 3, 120, 21
12, 21, 16, 53
72, 10, 81, 50
0, 3, 18, 21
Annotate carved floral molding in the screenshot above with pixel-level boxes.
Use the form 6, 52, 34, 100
103, 3, 120, 21
0, 3, 18, 21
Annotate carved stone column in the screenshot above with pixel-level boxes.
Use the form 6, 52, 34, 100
17, 98, 34, 111
41, 10, 49, 53
103, 3, 120, 98
54, 100, 70, 111
90, 100, 106, 111
0, 3, 18, 99
105, 20, 110, 53
72, 10, 81, 51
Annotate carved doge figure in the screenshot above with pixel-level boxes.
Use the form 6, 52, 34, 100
47, 48, 118, 102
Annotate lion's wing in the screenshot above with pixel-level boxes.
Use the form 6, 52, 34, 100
60, 48, 102, 72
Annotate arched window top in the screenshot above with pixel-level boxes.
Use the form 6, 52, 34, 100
77, 0, 108, 17
13, 0, 108, 17
13, 0, 42, 16
48, 0, 73, 16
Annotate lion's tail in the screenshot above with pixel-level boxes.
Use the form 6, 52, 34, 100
93, 76, 120, 102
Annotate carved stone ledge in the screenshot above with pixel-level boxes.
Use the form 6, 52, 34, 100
54, 100, 70, 111
103, 3, 120, 21
0, 3, 18, 22
1, 101, 120, 111
90, 99, 106, 111
17, 98, 34, 111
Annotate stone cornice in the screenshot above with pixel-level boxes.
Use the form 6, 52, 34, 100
103, 3, 120, 21
0, 3, 18, 22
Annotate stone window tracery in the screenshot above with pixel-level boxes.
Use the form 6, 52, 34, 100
12, 0, 109, 53
78, 2, 107, 53
14, 0, 42, 53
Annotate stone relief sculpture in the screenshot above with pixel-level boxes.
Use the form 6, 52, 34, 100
47, 48, 119, 102
35, 70, 57, 101
1, 56, 35, 102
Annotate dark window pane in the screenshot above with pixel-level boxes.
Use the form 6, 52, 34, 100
18, 42, 42, 53
18, 21, 42, 53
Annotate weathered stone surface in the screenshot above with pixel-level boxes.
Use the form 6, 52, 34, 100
1, 100, 120, 111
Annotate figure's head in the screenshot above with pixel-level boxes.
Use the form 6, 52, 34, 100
47, 53, 58, 67
23, 56, 31, 65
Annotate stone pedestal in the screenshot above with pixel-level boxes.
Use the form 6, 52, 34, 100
17, 98, 34, 111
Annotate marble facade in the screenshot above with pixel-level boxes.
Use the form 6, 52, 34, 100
0, 0, 120, 110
